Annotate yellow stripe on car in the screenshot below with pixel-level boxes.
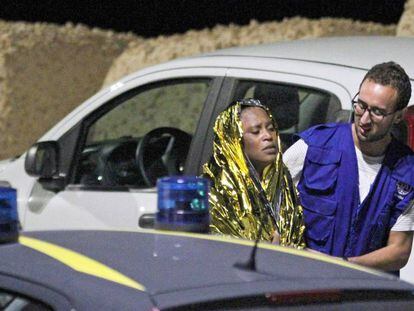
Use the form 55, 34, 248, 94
19, 236, 145, 291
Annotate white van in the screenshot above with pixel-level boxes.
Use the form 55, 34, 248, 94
1, 36, 414, 282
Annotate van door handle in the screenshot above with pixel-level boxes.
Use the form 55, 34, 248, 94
139, 213, 155, 228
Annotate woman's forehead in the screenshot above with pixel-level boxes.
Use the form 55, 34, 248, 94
240, 106, 272, 123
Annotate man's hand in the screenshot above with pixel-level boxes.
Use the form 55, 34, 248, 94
348, 231, 413, 271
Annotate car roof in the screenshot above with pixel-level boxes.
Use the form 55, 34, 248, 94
45, 36, 414, 141
202, 36, 414, 79
1, 230, 414, 309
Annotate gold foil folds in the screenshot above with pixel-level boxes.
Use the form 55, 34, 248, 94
202, 103, 305, 248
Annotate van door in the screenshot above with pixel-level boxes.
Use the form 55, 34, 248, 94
24, 70, 225, 230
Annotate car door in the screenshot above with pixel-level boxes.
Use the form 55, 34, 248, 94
24, 69, 225, 231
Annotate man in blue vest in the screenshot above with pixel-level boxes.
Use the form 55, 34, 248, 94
284, 61, 414, 272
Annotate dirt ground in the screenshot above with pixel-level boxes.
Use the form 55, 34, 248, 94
0, 0, 413, 159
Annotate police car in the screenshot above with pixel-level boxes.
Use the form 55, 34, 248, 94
0, 36, 414, 282
1, 230, 414, 310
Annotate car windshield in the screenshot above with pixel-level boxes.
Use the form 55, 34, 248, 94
0, 290, 52, 310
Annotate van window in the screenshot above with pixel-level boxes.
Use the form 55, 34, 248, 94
75, 79, 212, 187
231, 80, 342, 149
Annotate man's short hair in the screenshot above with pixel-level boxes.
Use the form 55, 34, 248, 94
361, 61, 412, 110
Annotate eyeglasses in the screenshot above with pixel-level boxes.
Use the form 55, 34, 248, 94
351, 92, 396, 121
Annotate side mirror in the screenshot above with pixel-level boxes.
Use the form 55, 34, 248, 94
25, 141, 59, 178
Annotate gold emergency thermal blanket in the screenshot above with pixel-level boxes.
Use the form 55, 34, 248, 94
202, 103, 305, 248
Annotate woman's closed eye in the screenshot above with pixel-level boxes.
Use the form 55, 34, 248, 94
267, 125, 276, 132
247, 126, 261, 135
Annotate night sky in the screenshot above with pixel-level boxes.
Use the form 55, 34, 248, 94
0, 0, 406, 38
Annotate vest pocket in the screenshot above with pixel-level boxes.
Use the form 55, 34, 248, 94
301, 195, 338, 253
368, 210, 389, 251
303, 146, 341, 194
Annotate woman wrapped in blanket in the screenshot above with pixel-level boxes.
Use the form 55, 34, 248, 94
202, 98, 305, 248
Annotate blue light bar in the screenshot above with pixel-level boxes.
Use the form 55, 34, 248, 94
156, 176, 210, 233
0, 187, 19, 243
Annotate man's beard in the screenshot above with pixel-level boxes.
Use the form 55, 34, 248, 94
356, 123, 389, 143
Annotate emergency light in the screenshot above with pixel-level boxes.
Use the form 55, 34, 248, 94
0, 186, 19, 243
155, 176, 210, 233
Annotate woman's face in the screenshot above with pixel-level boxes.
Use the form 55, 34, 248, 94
240, 107, 278, 174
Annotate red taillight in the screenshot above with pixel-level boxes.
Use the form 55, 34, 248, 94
265, 289, 343, 305
405, 106, 414, 150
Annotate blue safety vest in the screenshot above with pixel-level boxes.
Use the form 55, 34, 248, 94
298, 123, 414, 258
